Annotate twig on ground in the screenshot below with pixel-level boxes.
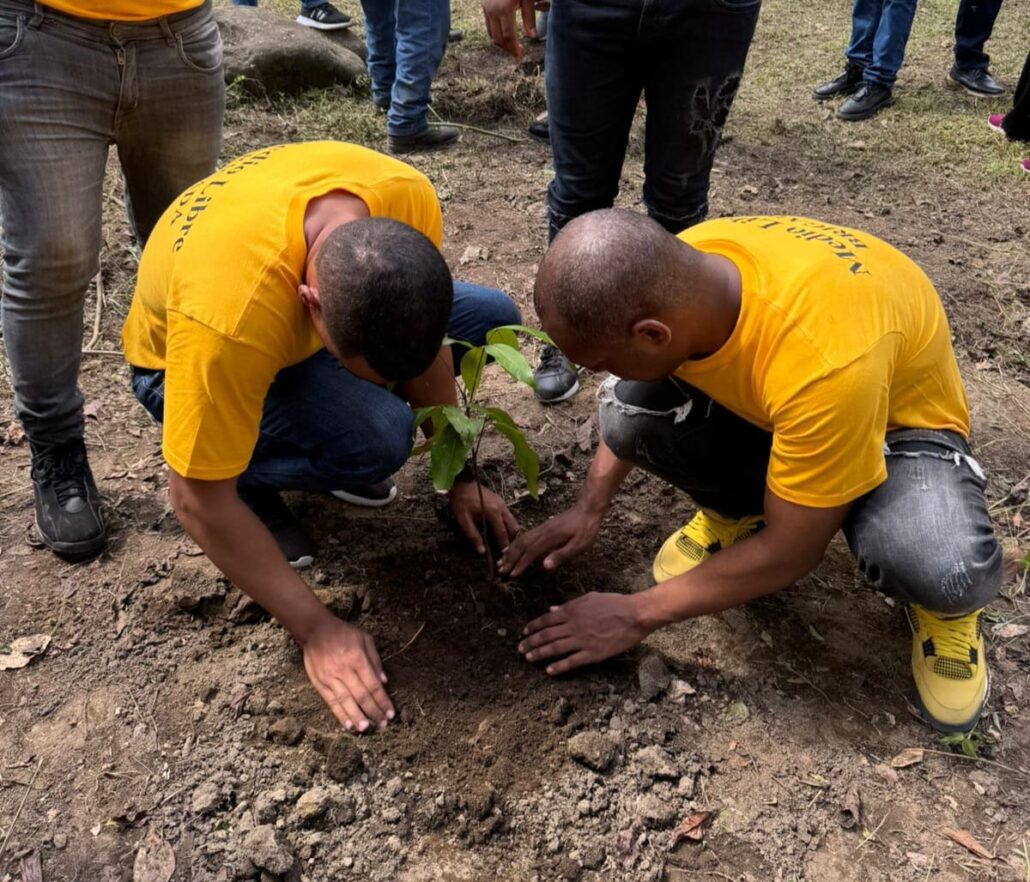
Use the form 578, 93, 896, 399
383, 622, 427, 661
0, 758, 42, 863
856, 812, 889, 850
428, 106, 525, 143
81, 348, 122, 357
900, 747, 1030, 780
85, 271, 105, 351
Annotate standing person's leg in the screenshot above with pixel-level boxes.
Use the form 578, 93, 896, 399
597, 377, 771, 583
114, 3, 225, 247
0, 2, 118, 559
843, 429, 1002, 732
950, 0, 1004, 97
1001, 50, 1030, 142
536, 0, 644, 403
383, 0, 457, 150
358, 0, 398, 111
813, 0, 877, 99
837, 0, 914, 119
297, 0, 352, 30
230, 0, 257, 6
639, 0, 760, 233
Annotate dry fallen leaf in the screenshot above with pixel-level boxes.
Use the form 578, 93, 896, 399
890, 748, 924, 768
942, 828, 994, 860
670, 810, 717, 847
992, 623, 1028, 640
0, 634, 52, 671
575, 415, 595, 453
133, 827, 176, 882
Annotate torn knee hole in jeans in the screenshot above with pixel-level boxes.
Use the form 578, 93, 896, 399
598, 375, 694, 424
884, 445, 986, 481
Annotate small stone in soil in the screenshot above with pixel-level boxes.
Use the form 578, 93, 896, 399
548, 696, 573, 725
635, 792, 678, 829
637, 652, 671, 701
267, 717, 305, 746
294, 787, 331, 823
568, 731, 618, 772
326, 738, 363, 782
192, 781, 221, 815
240, 824, 294, 874
633, 745, 679, 780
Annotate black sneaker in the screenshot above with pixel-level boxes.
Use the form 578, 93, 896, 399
836, 82, 894, 121
330, 477, 397, 508
30, 438, 106, 561
238, 488, 314, 569
533, 345, 580, 403
388, 125, 460, 153
528, 113, 550, 144
448, 28, 464, 43
948, 65, 1005, 98
297, 2, 351, 30
812, 63, 864, 100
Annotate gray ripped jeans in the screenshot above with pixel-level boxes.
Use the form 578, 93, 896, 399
0, 0, 224, 446
599, 377, 1003, 615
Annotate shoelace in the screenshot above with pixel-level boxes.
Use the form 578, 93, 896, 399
33, 445, 90, 507
539, 345, 569, 372
918, 608, 979, 664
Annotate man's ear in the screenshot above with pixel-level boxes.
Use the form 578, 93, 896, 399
630, 318, 672, 347
298, 283, 322, 315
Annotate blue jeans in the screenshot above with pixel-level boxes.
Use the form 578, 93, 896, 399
359, 0, 449, 136
130, 282, 521, 491
844, 0, 918, 88
231, 0, 325, 12
599, 378, 1003, 616
545, 0, 760, 241
952, 0, 1002, 72
0, 0, 223, 447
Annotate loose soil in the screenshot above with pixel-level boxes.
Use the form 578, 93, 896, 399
1, 0, 1028, 879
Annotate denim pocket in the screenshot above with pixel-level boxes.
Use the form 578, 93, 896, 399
0, 14, 24, 60
175, 18, 223, 73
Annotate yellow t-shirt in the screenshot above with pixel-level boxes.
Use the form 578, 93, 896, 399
674, 216, 969, 508
122, 141, 443, 481
43, 1, 201, 20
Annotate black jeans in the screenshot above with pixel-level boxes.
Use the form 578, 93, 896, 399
544, 0, 760, 241
1002, 50, 1030, 143
598, 377, 1003, 616
952, 0, 1002, 72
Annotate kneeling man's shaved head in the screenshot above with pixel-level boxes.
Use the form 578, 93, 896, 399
534, 209, 700, 343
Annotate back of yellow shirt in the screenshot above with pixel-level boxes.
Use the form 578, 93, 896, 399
43, 1, 201, 21
674, 216, 969, 508
122, 142, 443, 480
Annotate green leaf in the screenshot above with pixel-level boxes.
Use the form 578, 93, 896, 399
484, 406, 540, 497
460, 346, 488, 401
484, 343, 535, 389
485, 326, 519, 350
429, 423, 472, 492
440, 405, 484, 445
495, 323, 555, 348
412, 405, 445, 430
443, 335, 473, 350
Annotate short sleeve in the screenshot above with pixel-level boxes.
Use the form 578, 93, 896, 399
766, 350, 892, 507
162, 310, 282, 480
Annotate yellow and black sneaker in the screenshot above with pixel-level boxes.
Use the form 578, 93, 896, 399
906, 605, 989, 733
652, 510, 765, 584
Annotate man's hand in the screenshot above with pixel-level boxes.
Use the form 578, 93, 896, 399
518, 593, 651, 675
448, 480, 520, 554
482, 0, 536, 60
498, 503, 603, 577
301, 616, 395, 733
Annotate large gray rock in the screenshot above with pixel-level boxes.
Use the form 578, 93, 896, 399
215, 6, 366, 96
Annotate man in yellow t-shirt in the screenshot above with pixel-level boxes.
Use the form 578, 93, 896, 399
500, 209, 1004, 734
0, 0, 223, 562
122, 141, 522, 734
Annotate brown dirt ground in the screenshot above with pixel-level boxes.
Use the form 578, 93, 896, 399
1, 0, 1029, 879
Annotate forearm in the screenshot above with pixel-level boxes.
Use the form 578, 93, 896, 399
175, 494, 332, 643
578, 441, 634, 514
636, 531, 821, 629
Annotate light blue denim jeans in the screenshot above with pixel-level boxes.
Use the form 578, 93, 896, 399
0, 0, 224, 446
358, 0, 450, 135
844, 0, 918, 87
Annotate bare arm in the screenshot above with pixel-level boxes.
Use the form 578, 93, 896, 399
168, 471, 394, 732
519, 488, 851, 674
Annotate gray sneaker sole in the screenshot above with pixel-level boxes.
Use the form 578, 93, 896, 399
296, 15, 351, 29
